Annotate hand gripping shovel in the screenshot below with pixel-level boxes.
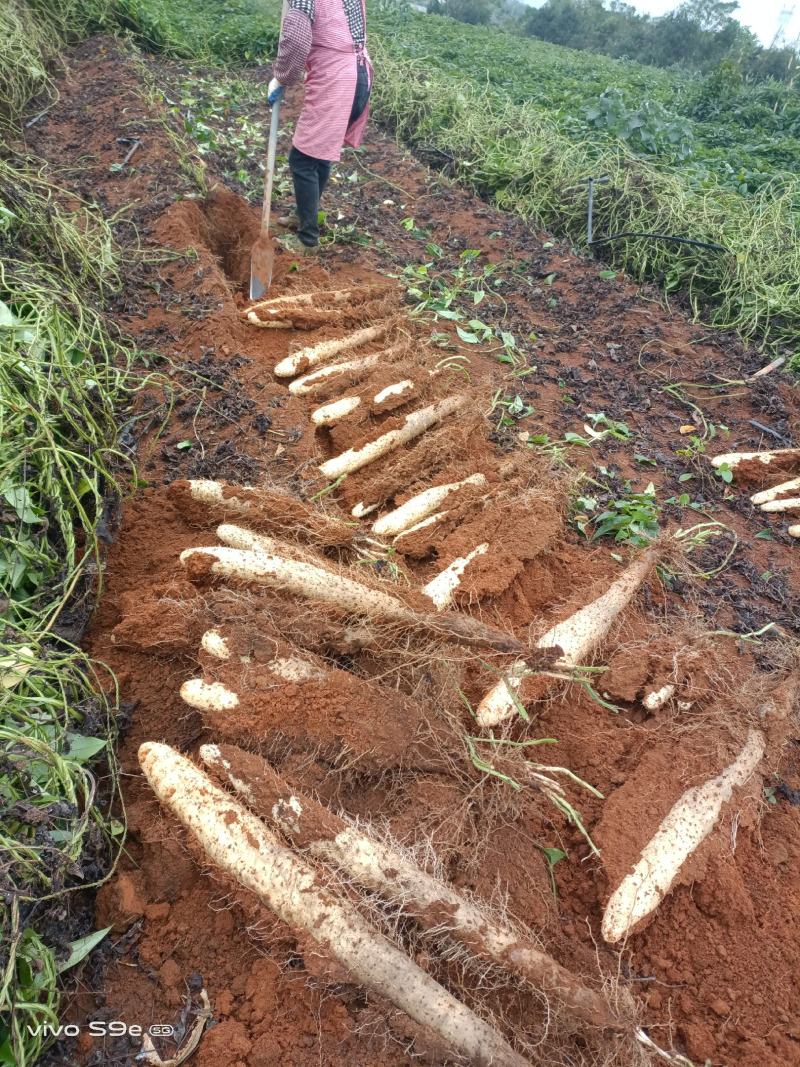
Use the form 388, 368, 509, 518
249, 89, 283, 301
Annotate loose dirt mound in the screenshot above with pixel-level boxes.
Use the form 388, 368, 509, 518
26, 38, 800, 1067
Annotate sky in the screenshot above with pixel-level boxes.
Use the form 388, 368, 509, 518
614, 0, 799, 45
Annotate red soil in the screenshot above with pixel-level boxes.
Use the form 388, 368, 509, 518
23, 37, 800, 1067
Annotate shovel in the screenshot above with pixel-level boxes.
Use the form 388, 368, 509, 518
249, 89, 283, 301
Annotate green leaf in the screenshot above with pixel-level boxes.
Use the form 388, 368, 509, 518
755, 529, 775, 540
598, 269, 618, 279
1, 484, 42, 524
678, 473, 694, 482
176, 439, 193, 450
0, 300, 20, 328
65, 734, 107, 764
563, 432, 591, 446
456, 326, 480, 344
57, 927, 112, 974
541, 847, 566, 868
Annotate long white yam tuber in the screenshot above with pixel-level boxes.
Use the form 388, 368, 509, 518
244, 314, 292, 329
201, 743, 619, 1031
200, 629, 231, 661
750, 477, 800, 505
247, 289, 388, 329
711, 447, 800, 469
422, 544, 489, 610
289, 352, 383, 396
275, 324, 387, 378
139, 744, 531, 1067
215, 524, 329, 571
352, 502, 379, 519
180, 546, 554, 664
270, 655, 327, 683
249, 287, 360, 316
760, 497, 800, 513
393, 511, 449, 547
180, 678, 239, 711
477, 548, 658, 728
602, 728, 765, 943
320, 395, 467, 480
216, 523, 280, 556
182, 545, 408, 616
173, 479, 354, 548
374, 379, 414, 406
642, 684, 675, 712
372, 474, 486, 538
311, 397, 361, 427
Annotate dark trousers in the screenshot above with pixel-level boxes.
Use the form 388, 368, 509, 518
289, 62, 370, 247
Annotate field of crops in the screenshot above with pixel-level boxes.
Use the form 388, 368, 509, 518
373, 8, 800, 191
1, 1, 800, 1066
57, 0, 800, 358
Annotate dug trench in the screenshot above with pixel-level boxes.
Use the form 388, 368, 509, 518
23, 37, 800, 1067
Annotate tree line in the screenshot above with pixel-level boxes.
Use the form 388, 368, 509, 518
426, 0, 799, 83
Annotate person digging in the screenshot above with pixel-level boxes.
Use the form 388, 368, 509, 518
268, 0, 372, 255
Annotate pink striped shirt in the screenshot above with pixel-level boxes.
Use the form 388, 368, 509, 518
274, 0, 371, 163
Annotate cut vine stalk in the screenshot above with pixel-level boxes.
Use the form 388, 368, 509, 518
200, 742, 621, 1032
138, 744, 531, 1067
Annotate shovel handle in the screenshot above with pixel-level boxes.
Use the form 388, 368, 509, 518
260, 97, 281, 240
261, 0, 288, 241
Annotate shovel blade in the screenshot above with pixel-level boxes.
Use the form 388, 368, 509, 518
249, 236, 275, 302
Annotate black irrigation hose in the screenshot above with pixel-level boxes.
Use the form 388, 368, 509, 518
588, 231, 729, 253
583, 177, 729, 255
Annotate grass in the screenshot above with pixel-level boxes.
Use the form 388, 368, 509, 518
0, 157, 140, 626
0, 137, 145, 1067
370, 38, 800, 359
115, 0, 279, 63
0, 0, 115, 124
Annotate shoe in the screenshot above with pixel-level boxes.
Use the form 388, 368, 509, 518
275, 214, 296, 229
278, 234, 320, 256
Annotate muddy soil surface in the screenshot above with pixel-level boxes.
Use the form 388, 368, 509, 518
22, 37, 800, 1067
